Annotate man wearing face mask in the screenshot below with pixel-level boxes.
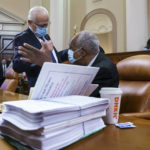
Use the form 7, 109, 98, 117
18, 30, 119, 97
68, 31, 119, 97
13, 6, 68, 88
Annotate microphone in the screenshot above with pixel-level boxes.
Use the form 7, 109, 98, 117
44, 34, 57, 63
0, 38, 15, 54
0, 34, 51, 54
0, 33, 22, 54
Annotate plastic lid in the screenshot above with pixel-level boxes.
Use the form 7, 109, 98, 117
100, 87, 122, 94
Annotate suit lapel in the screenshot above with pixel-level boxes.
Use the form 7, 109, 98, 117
25, 28, 42, 49
92, 52, 102, 67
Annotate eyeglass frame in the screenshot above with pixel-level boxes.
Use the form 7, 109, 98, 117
70, 47, 87, 59
32, 21, 51, 28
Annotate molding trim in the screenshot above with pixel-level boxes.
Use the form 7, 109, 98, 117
92, 0, 102, 3
0, 7, 25, 24
80, 8, 117, 53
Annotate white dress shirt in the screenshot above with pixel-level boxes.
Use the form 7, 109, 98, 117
2, 63, 7, 77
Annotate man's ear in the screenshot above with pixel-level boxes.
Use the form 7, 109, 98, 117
28, 20, 32, 26
80, 49, 86, 57
74, 49, 86, 59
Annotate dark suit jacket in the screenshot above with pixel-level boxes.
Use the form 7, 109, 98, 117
90, 52, 119, 97
13, 28, 68, 88
0, 63, 4, 86
0, 62, 9, 86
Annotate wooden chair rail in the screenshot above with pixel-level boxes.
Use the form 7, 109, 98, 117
106, 50, 150, 64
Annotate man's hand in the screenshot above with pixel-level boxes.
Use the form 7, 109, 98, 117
18, 40, 53, 67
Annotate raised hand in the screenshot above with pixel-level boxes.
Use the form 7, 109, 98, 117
18, 40, 53, 67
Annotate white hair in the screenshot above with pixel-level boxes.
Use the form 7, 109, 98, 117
75, 31, 100, 54
28, 6, 49, 21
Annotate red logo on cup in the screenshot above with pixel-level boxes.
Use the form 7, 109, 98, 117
113, 97, 119, 119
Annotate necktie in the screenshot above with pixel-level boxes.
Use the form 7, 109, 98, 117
50, 52, 56, 63
39, 36, 45, 42
39, 36, 56, 63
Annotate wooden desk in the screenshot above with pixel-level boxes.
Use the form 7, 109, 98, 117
65, 116, 150, 150
0, 89, 28, 103
0, 116, 150, 150
0, 90, 28, 150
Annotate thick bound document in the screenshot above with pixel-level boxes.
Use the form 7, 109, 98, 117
0, 96, 109, 150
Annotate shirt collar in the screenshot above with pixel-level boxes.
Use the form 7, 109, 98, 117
88, 53, 99, 66
29, 26, 34, 33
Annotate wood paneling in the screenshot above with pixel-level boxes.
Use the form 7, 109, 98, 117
106, 50, 150, 64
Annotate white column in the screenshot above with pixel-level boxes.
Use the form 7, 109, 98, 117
50, 0, 70, 51
126, 0, 148, 51
30, 0, 42, 8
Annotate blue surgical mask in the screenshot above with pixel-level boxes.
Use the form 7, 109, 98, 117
68, 49, 83, 64
68, 49, 76, 63
36, 26, 48, 37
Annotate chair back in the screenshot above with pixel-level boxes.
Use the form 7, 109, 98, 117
0, 68, 18, 92
117, 55, 150, 113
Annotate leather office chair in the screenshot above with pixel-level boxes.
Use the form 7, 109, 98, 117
117, 55, 150, 119
0, 68, 18, 92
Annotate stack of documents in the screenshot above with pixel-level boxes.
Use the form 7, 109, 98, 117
0, 63, 107, 149
0, 96, 109, 150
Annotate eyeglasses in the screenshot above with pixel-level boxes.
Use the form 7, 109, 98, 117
69, 47, 86, 53
32, 21, 51, 28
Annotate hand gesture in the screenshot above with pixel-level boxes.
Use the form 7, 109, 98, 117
18, 40, 53, 66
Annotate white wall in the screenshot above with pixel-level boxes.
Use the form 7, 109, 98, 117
85, 0, 126, 52
30, 0, 42, 8
0, 0, 30, 23
70, 0, 86, 37
126, 0, 148, 51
